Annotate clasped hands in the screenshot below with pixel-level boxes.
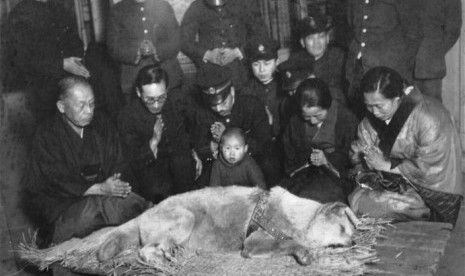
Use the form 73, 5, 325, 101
85, 173, 132, 198
209, 121, 226, 159
204, 47, 242, 66
309, 148, 328, 167
362, 145, 391, 171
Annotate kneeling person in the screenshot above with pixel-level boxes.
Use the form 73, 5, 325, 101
210, 127, 266, 189
118, 65, 202, 203
24, 76, 149, 247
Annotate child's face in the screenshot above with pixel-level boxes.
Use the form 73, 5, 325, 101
251, 59, 278, 84
300, 32, 329, 60
221, 136, 248, 164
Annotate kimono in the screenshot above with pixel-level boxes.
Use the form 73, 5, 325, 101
209, 154, 266, 189
24, 113, 148, 244
282, 103, 359, 203
349, 88, 463, 225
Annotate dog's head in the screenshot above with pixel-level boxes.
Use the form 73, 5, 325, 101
305, 202, 359, 248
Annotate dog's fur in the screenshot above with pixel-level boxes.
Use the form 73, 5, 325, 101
96, 186, 359, 265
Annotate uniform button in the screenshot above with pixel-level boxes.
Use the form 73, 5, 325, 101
226, 118, 230, 123
142, 17, 146, 21
361, 42, 366, 47
144, 29, 148, 34
365, 0, 369, 3
222, 41, 226, 46
229, 24, 233, 28
140, 7, 144, 11
362, 29, 367, 33
363, 15, 368, 20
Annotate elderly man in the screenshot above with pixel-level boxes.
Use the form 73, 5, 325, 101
191, 65, 280, 187
107, 0, 183, 101
181, 0, 268, 89
118, 65, 202, 203
24, 76, 149, 259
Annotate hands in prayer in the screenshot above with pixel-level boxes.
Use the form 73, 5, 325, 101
149, 115, 164, 157
211, 121, 226, 143
363, 145, 390, 171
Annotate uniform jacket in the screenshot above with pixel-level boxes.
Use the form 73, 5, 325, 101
241, 78, 285, 137
285, 47, 347, 105
283, 102, 359, 177
192, 95, 272, 161
415, 0, 462, 79
350, 88, 463, 196
180, 0, 267, 65
107, 0, 183, 90
346, 0, 423, 81
209, 154, 266, 189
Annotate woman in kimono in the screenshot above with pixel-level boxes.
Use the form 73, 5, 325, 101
349, 66, 463, 226
281, 78, 359, 203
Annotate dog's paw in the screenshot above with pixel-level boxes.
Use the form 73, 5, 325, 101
294, 248, 316, 266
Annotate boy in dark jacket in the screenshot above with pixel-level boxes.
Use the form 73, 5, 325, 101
209, 127, 266, 189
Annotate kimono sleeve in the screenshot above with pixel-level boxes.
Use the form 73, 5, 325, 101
29, 131, 93, 197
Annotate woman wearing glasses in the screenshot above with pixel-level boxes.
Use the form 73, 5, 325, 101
281, 78, 359, 203
117, 65, 202, 203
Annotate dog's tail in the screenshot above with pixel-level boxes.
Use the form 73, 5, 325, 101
97, 218, 140, 261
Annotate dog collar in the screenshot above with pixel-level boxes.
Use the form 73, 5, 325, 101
246, 191, 292, 241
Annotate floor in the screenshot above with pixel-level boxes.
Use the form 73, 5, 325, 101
0, 91, 464, 276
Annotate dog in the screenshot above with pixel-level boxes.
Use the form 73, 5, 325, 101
95, 186, 359, 266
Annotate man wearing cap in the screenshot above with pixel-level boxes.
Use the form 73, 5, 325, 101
242, 38, 285, 138
181, 0, 268, 89
191, 65, 274, 187
279, 14, 347, 106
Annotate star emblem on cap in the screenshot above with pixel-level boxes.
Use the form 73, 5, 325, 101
258, 44, 265, 53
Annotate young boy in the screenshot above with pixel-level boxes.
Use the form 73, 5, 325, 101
209, 127, 266, 189
241, 37, 283, 138
279, 12, 347, 106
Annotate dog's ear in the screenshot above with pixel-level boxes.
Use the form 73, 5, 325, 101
344, 207, 360, 228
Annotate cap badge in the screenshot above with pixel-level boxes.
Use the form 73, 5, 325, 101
285, 71, 292, 78
258, 44, 265, 53
207, 87, 217, 94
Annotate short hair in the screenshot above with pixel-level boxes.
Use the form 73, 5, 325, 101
135, 65, 169, 91
220, 127, 246, 145
295, 78, 332, 110
57, 76, 92, 100
360, 66, 406, 99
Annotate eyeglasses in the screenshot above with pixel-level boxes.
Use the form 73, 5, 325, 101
142, 94, 167, 105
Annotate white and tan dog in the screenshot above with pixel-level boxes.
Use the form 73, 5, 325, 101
96, 186, 359, 265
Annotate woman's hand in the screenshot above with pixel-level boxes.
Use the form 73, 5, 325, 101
309, 149, 328, 167
363, 146, 390, 171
